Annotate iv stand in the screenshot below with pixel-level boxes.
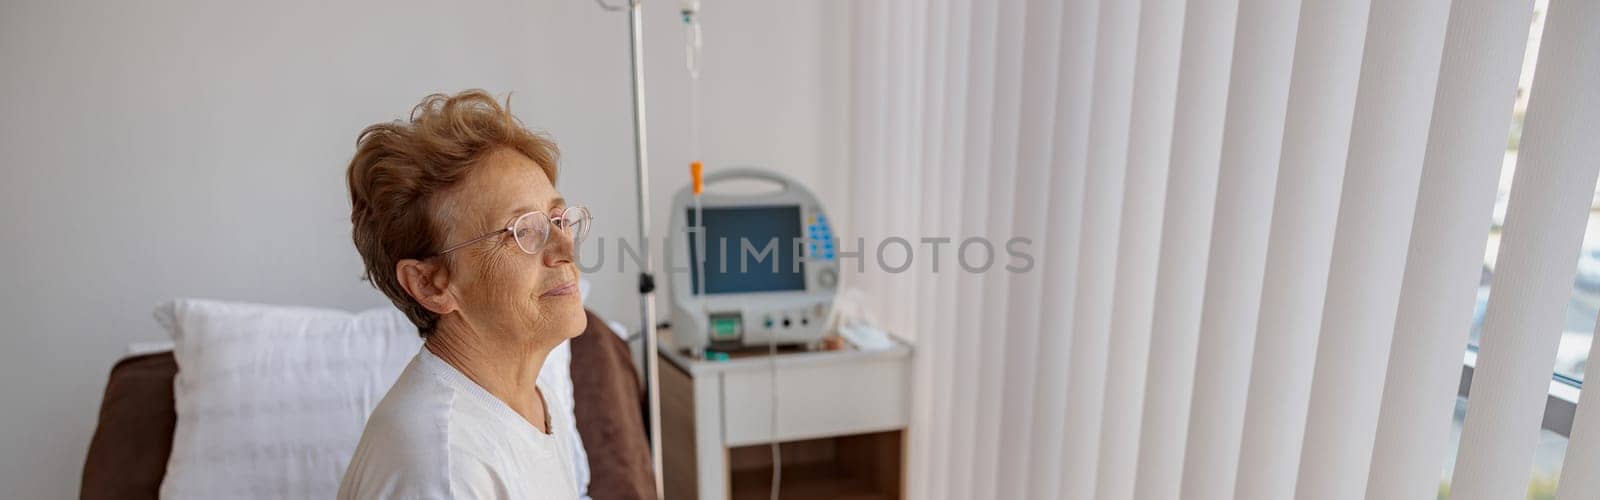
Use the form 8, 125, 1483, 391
595, 0, 664, 496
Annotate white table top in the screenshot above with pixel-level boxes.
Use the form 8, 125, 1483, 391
656, 329, 913, 377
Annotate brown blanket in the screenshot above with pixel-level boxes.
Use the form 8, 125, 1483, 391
81, 309, 656, 500
569, 311, 656, 500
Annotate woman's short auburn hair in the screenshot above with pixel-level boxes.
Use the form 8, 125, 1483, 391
346, 89, 559, 337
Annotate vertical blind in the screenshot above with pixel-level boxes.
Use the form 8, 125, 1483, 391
1133, 0, 1236, 498
1183, 0, 1302, 496
1061, 1, 1138, 498
845, 0, 1600, 499
1450, 1, 1600, 500
1233, 0, 1369, 498
1293, 0, 1453, 497
1364, 0, 1537, 498
1096, 0, 1184, 499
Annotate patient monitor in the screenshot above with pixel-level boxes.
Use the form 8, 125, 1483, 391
666, 167, 839, 353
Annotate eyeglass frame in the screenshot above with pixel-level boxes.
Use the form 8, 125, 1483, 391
432, 205, 593, 257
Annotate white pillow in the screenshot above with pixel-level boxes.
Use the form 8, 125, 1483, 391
154, 298, 588, 499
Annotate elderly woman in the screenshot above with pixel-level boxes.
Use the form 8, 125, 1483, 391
338, 90, 592, 499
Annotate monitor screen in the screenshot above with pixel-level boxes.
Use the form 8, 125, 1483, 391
687, 205, 806, 294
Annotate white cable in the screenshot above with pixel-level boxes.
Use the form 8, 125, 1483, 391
682, 3, 778, 496
770, 332, 781, 500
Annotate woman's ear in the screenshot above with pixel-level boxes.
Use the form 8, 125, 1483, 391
397, 258, 457, 315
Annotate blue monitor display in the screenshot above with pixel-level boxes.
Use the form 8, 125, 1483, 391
687, 205, 806, 294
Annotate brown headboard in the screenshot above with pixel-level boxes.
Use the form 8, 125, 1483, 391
81, 309, 657, 500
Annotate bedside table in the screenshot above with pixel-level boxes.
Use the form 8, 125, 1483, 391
658, 332, 913, 500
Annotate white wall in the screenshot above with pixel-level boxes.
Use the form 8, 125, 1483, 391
0, 0, 849, 496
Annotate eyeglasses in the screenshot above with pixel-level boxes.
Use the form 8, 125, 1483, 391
435, 205, 592, 256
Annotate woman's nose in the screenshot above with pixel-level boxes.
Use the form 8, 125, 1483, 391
542, 225, 576, 265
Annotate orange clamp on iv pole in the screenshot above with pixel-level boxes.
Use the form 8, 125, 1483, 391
691, 161, 704, 195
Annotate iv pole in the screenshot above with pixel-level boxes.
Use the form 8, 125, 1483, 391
594, 0, 664, 496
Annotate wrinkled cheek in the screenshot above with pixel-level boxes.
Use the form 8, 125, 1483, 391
522, 291, 549, 323
473, 259, 540, 327
483, 254, 535, 313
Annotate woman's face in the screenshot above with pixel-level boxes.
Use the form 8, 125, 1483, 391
433, 148, 586, 344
